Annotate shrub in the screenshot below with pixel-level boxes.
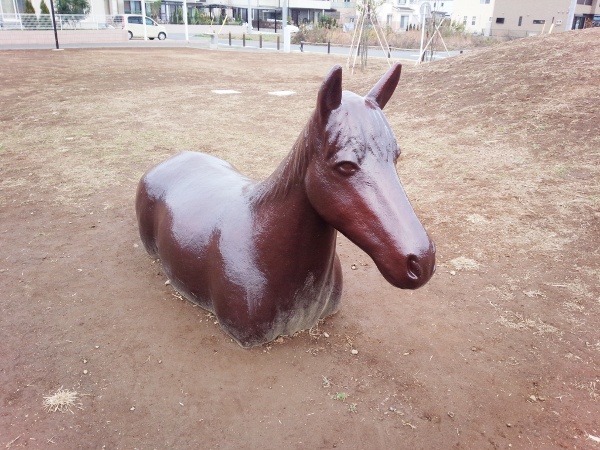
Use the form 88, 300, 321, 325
56, 0, 90, 16
292, 26, 499, 50
23, 0, 39, 29
39, 0, 52, 29
40, 0, 50, 13
24, 0, 35, 13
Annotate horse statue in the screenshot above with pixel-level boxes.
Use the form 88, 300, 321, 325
136, 63, 436, 348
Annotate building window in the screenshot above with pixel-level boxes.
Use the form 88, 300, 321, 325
463, 16, 467, 26
577, 0, 592, 5
480, 0, 490, 4
400, 15, 409, 29
398, 0, 407, 4
518, 16, 522, 26
472, 16, 476, 25
496, 17, 505, 24
533, 19, 546, 24
124, 1, 141, 13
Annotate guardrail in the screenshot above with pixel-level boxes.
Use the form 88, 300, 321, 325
299, 40, 417, 55
0, 13, 123, 31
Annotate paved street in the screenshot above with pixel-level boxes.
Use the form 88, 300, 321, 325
167, 30, 462, 62
1, 24, 464, 62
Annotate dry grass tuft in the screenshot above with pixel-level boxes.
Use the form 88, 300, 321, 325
43, 387, 83, 414
573, 379, 599, 401
497, 311, 561, 336
448, 257, 480, 271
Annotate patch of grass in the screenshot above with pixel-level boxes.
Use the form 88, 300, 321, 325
43, 387, 82, 413
573, 379, 599, 400
497, 311, 561, 336
448, 256, 480, 271
554, 165, 568, 176
332, 392, 348, 401
523, 290, 545, 298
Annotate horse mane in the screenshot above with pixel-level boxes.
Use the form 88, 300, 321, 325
253, 113, 320, 205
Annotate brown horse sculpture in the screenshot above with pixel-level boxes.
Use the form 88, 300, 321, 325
136, 63, 436, 347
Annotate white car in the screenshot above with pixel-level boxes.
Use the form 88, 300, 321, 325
286, 22, 299, 33
117, 14, 167, 40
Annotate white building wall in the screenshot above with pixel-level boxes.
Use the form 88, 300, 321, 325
491, 0, 569, 37
376, 0, 454, 32
450, 0, 599, 36
431, 0, 454, 15
452, 0, 495, 34
1, 0, 17, 14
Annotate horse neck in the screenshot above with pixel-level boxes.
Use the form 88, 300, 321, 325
248, 116, 338, 257
252, 117, 317, 207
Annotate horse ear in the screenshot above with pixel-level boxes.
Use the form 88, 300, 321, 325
317, 65, 343, 121
366, 63, 402, 110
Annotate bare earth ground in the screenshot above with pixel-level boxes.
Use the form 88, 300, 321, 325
1, 29, 599, 449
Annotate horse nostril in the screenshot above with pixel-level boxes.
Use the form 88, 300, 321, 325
407, 255, 422, 280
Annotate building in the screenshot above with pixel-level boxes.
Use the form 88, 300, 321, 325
0, 0, 355, 28
376, 0, 454, 32
452, 0, 493, 34
3, 0, 599, 33
490, 0, 600, 37
452, 0, 600, 37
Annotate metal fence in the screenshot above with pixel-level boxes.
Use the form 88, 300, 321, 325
0, 13, 123, 31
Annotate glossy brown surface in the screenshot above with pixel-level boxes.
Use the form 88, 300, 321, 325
136, 63, 435, 347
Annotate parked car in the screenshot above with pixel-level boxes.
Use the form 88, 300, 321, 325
115, 14, 167, 40
286, 22, 299, 33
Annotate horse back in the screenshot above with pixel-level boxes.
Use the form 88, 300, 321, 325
135, 151, 252, 256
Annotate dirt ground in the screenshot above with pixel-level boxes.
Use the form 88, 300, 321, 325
1, 29, 599, 449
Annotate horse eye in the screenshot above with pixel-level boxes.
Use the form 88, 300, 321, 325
336, 161, 359, 176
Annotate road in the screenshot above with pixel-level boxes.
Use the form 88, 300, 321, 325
1, 23, 464, 62
166, 31, 462, 62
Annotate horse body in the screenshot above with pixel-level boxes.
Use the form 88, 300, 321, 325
137, 151, 343, 347
136, 63, 435, 347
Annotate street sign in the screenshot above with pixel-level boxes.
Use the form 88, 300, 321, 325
420, 2, 432, 18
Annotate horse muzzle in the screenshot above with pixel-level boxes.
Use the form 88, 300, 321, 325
379, 239, 436, 290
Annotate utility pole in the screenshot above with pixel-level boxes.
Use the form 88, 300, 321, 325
566, 0, 577, 30
49, 0, 60, 49
141, 0, 148, 40
183, 0, 189, 41
282, 0, 289, 51
247, 0, 253, 33
418, 1, 431, 63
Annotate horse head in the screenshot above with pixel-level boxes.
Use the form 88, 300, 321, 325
305, 64, 436, 289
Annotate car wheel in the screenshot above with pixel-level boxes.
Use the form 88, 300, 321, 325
128, 31, 133, 40
149, 37, 155, 40
158, 32, 166, 40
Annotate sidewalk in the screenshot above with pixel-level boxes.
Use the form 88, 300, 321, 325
163, 24, 282, 36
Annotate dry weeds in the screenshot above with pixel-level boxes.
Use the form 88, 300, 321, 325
497, 311, 561, 336
447, 256, 480, 271
42, 387, 83, 414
